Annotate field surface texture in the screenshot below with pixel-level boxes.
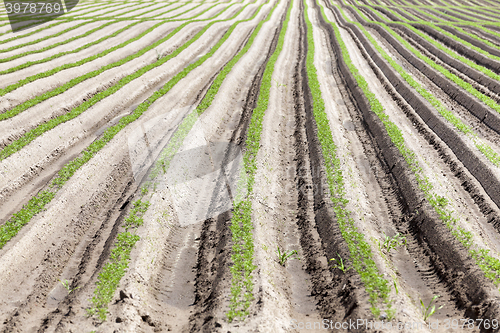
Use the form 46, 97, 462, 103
1, 0, 500, 332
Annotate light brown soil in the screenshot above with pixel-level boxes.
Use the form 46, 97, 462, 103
2, 0, 500, 332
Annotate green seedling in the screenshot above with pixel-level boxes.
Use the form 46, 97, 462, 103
420, 295, 443, 321
386, 307, 396, 321
276, 246, 300, 266
435, 195, 448, 208
59, 279, 80, 294
272, 78, 287, 89
381, 233, 407, 253
330, 253, 350, 273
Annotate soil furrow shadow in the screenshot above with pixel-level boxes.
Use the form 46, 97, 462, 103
326, 0, 500, 327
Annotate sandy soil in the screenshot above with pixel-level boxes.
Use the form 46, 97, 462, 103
0, 0, 278, 330
0, 21, 81, 49
2, 0, 500, 332
0, 21, 106, 59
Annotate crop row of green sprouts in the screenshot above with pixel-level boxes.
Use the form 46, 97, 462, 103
0, 0, 252, 250
226, 0, 291, 322
336, 6, 500, 167
85, 0, 279, 322
305, 0, 393, 318
0, 2, 239, 163
87, 198, 149, 321
328, 0, 500, 287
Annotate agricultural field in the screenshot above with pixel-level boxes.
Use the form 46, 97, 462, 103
2, 0, 500, 331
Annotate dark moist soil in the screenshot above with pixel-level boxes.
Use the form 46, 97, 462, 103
328, 1, 500, 327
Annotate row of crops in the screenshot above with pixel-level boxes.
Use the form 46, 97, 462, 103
328, 0, 500, 323
1, 0, 500, 329
338, 0, 500, 284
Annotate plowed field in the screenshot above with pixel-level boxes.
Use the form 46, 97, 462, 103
1, 0, 500, 332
